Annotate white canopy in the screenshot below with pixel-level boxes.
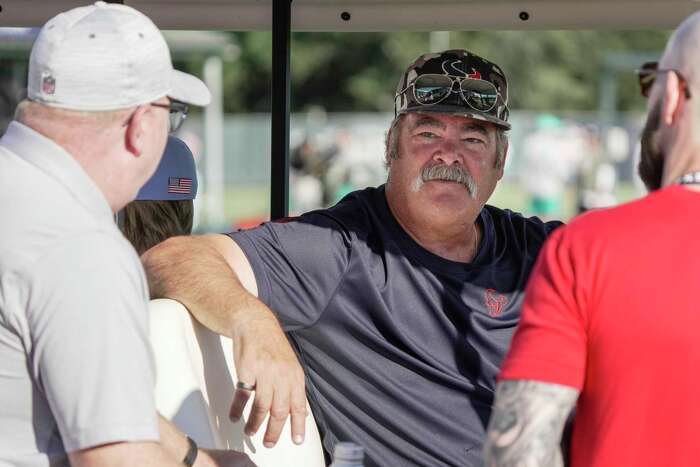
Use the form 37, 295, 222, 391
0, 0, 696, 30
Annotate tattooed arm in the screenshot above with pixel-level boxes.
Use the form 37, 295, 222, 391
483, 380, 579, 467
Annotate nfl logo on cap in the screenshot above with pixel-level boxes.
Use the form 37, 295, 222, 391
41, 73, 55, 95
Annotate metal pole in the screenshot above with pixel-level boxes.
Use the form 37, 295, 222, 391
203, 56, 225, 228
271, 0, 291, 220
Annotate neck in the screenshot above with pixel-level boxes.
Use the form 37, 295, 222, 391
669, 169, 700, 193
24, 118, 129, 213
661, 146, 700, 190
385, 189, 481, 262
659, 106, 700, 188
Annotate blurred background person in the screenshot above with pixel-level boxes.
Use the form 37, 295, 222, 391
519, 114, 584, 220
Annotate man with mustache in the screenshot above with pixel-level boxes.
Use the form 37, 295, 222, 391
144, 49, 561, 466
484, 12, 700, 467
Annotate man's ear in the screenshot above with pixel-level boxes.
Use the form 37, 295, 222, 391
497, 140, 509, 180
661, 71, 685, 126
384, 127, 394, 168
125, 105, 149, 157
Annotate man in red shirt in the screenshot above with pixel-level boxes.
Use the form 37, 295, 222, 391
484, 11, 700, 467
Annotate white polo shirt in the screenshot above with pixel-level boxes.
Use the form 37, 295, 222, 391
0, 122, 159, 466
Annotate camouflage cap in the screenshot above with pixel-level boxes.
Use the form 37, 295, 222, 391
394, 49, 510, 130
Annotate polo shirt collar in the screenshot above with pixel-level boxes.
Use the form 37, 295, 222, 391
1, 121, 114, 223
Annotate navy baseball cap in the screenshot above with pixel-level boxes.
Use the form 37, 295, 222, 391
136, 136, 198, 201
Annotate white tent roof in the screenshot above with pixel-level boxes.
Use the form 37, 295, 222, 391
0, 0, 697, 30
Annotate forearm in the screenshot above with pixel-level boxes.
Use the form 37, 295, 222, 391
142, 235, 276, 337
68, 441, 181, 467
159, 415, 212, 467
159, 416, 255, 467
144, 236, 305, 451
484, 380, 578, 467
159, 415, 191, 464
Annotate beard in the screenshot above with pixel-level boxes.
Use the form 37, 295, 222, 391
638, 100, 665, 192
410, 163, 478, 199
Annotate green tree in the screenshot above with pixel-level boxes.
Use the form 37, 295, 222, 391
219, 30, 670, 114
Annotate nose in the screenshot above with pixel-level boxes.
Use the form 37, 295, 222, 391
433, 138, 464, 166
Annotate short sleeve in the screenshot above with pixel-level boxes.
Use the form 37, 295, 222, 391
229, 213, 352, 331
498, 226, 589, 390
26, 233, 158, 452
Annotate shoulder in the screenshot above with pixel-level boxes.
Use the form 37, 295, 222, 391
557, 187, 677, 242
484, 204, 563, 244
29, 229, 142, 287
321, 186, 381, 225
12, 229, 147, 326
272, 186, 382, 243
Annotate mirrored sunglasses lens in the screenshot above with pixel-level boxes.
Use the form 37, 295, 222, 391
169, 111, 186, 133
414, 75, 453, 105
461, 79, 498, 111
638, 73, 655, 97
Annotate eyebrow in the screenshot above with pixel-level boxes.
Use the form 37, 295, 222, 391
411, 116, 445, 130
462, 124, 488, 136
412, 117, 490, 134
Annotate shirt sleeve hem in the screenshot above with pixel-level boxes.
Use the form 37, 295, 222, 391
227, 231, 271, 305
498, 357, 584, 391
62, 422, 160, 453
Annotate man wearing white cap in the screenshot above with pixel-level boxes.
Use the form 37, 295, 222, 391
0, 2, 251, 467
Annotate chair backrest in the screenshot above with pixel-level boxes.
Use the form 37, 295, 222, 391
149, 298, 326, 467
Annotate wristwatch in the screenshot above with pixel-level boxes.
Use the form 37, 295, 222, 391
183, 436, 198, 466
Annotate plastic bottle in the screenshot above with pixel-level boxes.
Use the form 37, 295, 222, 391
329, 441, 364, 467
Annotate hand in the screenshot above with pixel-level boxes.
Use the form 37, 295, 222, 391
229, 311, 308, 448
198, 449, 257, 467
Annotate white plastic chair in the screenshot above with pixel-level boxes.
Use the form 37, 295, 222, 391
149, 298, 326, 467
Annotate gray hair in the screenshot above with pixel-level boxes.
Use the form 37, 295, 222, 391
15, 99, 131, 127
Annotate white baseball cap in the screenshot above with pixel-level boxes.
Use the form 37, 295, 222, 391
27, 1, 211, 111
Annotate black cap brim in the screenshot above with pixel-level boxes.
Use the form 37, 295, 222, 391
398, 105, 511, 130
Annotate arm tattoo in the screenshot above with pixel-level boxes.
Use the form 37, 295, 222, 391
483, 380, 579, 467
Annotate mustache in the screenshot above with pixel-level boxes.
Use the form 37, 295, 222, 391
420, 163, 477, 198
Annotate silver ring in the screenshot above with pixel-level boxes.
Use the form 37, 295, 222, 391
236, 381, 256, 391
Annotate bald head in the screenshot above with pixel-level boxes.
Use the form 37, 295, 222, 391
661, 11, 700, 83
637, 10, 700, 190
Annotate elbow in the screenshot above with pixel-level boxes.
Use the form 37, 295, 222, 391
141, 235, 191, 299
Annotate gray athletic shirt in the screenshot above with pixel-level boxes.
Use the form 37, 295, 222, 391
0, 122, 159, 467
230, 186, 561, 467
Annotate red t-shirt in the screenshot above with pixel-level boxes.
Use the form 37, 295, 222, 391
499, 185, 700, 467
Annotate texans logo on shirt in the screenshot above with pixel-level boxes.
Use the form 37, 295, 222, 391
484, 289, 508, 317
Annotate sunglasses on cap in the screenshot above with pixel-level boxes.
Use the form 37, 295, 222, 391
396, 73, 506, 114
637, 61, 691, 99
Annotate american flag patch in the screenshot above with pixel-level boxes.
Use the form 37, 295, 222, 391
168, 177, 193, 194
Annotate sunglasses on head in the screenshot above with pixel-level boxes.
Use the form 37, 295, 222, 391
397, 73, 506, 114
637, 61, 691, 99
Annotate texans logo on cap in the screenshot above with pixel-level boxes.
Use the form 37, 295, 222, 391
467, 68, 482, 80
